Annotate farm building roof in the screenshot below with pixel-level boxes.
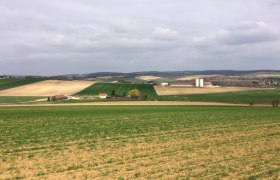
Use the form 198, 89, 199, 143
52, 94, 67, 98
51, 94, 68, 100
98, 93, 107, 96
204, 82, 212, 85
169, 81, 194, 85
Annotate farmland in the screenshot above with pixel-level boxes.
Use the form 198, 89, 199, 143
0, 80, 95, 96
0, 96, 46, 104
0, 106, 279, 179
75, 83, 158, 99
154, 86, 264, 95
0, 78, 42, 91
158, 89, 280, 104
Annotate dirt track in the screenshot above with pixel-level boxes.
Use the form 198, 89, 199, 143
154, 86, 266, 95
0, 101, 270, 107
0, 80, 95, 96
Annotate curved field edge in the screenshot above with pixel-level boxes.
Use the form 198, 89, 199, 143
71, 89, 280, 105
75, 83, 158, 99
0, 106, 279, 179
0, 78, 42, 91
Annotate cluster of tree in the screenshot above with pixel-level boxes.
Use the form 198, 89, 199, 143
210, 78, 280, 88
110, 90, 127, 98
128, 89, 148, 100
47, 95, 68, 101
272, 99, 279, 107
264, 80, 280, 87
109, 89, 148, 100
211, 79, 261, 87
249, 99, 279, 107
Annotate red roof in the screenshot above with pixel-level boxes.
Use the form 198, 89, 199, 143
52, 94, 68, 100
169, 81, 194, 85
99, 93, 107, 96
53, 94, 67, 98
204, 82, 212, 85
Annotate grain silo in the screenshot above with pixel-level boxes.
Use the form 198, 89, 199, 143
199, 79, 204, 87
195, 79, 200, 87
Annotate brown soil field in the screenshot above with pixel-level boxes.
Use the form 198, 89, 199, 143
0, 80, 95, 96
154, 86, 265, 95
136, 76, 162, 80
176, 74, 224, 80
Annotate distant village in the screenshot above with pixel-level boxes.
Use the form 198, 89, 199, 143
0, 75, 12, 79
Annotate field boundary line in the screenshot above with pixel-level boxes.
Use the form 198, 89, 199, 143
0, 101, 272, 107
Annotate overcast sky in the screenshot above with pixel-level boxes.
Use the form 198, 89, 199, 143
0, 0, 280, 75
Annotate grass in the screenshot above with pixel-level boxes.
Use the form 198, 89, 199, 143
0, 78, 42, 91
157, 89, 280, 104
0, 106, 279, 179
75, 83, 158, 99
0, 96, 46, 104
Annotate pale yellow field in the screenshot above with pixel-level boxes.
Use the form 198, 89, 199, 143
177, 74, 224, 80
136, 76, 162, 80
97, 76, 113, 79
255, 74, 280, 78
155, 86, 264, 95
0, 80, 95, 96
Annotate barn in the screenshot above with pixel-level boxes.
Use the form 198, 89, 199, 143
51, 94, 68, 101
169, 81, 195, 87
204, 82, 213, 87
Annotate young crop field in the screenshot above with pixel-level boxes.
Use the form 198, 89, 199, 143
0, 106, 279, 179
75, 83, 158, 99
0, 78, 42, 91
0, 96, 46, 104
158, 89, 280, 104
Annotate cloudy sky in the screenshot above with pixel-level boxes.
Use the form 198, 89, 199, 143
0, 0, 280, 75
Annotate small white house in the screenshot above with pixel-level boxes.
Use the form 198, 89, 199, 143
99, 93, 107, 99
160, 82, 169, 86
204, 82, 213, 87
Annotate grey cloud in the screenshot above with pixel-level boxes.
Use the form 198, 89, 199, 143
153, 27, 179, 40
216, 22, 278, 45
113, 18, 134, 33
0, 0, 280, 75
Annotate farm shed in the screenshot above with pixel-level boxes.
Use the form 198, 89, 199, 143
160, 82, 169, 86
204, 82, 213, 87
99, 93, 108, 99
51, 94, 68, 101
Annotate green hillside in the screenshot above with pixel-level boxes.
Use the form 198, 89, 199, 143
75, 83, 158, 99
0, 78, 42, 91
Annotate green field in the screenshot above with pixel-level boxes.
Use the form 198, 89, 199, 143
0, 106, 279, 179
158, 90, 280, 104
75, 83, 158, 99
0, 96, 46, 104
0, 78, 42, 91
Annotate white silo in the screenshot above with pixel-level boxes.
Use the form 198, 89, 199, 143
195, 79, 200, 87
199, 79, 204, 87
